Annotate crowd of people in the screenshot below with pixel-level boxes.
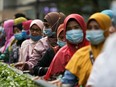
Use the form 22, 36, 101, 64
0, 10, 116, 87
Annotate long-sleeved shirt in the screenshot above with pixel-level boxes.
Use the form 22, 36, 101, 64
26, 37, 50, 70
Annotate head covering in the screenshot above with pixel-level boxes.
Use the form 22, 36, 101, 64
22, 20, 32, 31
87, 33, 116, 87
3, 19, 14, 41
30, 19, 44, 30
44, 12, 66, 32
14, 17, 27, 25
44, 14, 89, 80
87, 13, 111, 58
87, 13, 111, 38
57, 23, 64, 38
101, 9, 113, 19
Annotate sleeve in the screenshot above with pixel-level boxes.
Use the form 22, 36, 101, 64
18, 41, 28, 62
65, 50, 82, 77
33, 47, 55, 76
61, 70, 78, 85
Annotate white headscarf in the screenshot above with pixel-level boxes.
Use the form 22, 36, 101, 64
87, 33, 116, 87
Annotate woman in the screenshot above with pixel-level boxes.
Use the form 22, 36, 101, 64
44, 14, 89, 81
18, 19, 44, 62
86, 33, 116, 87
57, 24, 66, 47
15, 19, 44, 70
1, 19, 14, 53
19, 12, 66, 71
60, 13, 111, 87
32, 24, 66, 76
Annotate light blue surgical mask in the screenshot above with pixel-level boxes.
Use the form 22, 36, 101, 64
86, 30, 105, 45
30, 35, 42, 41
43, 28, 55, 37
14, 32, 23, 40
66, 29, 83, 44
57, 40, 66, 47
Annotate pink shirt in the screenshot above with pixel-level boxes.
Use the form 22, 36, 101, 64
19, 39, 38, 62
26, 37, 50, 69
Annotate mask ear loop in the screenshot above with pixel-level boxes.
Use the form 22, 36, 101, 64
53, 12, 61, 33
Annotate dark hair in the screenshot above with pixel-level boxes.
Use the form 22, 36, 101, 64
14, 13, 26, 18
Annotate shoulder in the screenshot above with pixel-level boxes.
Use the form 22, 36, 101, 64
21, 39, 30, 46
34, 37, 49, 51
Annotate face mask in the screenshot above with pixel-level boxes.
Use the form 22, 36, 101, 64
43, 28, 55, 37
66, 29, 83, 44
86, 30, 105, 45
14, 32, 23, 40
30, 35, 42, 41
57, 40, 66, 47
22, 30, 29, 39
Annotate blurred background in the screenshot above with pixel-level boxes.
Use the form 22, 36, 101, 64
0, 0, 115, 21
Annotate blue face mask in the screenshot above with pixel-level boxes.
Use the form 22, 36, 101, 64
57, 40, 66, 47
22, 30, 28, 39
30, 35, 42, 41
66, 29, 83, 44
14, 32, 23, 40
86, 30, 105, 45
43, 28, 55, 37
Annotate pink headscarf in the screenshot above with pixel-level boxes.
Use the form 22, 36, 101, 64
30, 19, 44, 30
4, 19, 14, 41
2, 19, 14, 53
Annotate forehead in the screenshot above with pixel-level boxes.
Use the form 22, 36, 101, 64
67, 20, 79, 27
88, 20, 99, 26
31, 24, 39, 28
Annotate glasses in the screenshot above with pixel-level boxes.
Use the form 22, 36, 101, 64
30, 28, 41, 32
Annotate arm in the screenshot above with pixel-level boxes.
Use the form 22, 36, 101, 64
61, 70, 78, 86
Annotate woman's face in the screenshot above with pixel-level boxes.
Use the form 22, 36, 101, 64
13, 27, 21, 34
87, 20, 100, 30
58, 31, 65, 41
30, 24, 42, 36
66, 20, 81, 31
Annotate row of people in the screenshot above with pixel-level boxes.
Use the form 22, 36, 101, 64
0, 10, 115, 87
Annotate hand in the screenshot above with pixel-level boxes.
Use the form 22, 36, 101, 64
48, 79, 62, 87
14, 62, 25, 70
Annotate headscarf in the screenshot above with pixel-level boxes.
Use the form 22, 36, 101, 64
22, 20, 32, 31
4, 19, 14, 42
22, 20, 32, 35
44, 14, 89, 80
3, 19, 14, 53
87, 13, 111, 58
101, 9, 113, 19
57, 24, 64, 38
87, 33, 116, 87
44, 12, 66, 33
14, 17, 27, 25
30, 19, 44, 30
